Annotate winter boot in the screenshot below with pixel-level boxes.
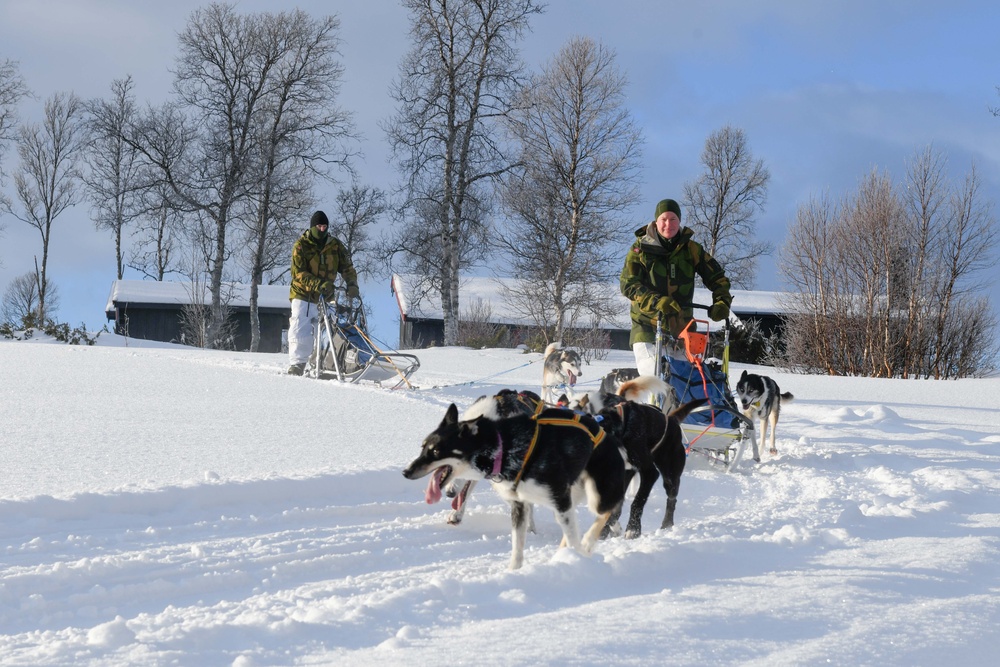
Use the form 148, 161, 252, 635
287, 363, 305, 376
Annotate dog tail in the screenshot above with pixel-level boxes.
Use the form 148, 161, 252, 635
780, 392, 794, 402
544, 341, 561, 356
617, 375, 670, 401
461, 395, 499, 421
669, 398, 709, 423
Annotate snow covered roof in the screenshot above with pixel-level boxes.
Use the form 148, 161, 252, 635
391, 274, 789, 327
105, 280, 291, 316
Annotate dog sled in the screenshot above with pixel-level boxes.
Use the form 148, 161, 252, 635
310, 287, 420, 388
659, 308, 758, 472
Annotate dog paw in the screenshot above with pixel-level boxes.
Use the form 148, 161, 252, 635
601, 522, 623, 540
446, 512, 462, 525
624, 528, 641, 540
769, 448, 778, 456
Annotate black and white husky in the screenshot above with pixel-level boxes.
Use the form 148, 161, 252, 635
735, 370, 794, 456
541, 342, 583, 404
403, 403, 626, 570
443, 389, 542, 526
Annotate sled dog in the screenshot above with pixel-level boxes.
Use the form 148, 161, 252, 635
571, 376, 706, 538
736, 370, 793, 456
599, 367, 639, 396
599, 368, 678, 414
403, 403, 626, 570
443, 389, 542, 526
541, 342, 583, 404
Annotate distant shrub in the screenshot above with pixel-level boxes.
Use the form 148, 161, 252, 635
0, 312, 100, 345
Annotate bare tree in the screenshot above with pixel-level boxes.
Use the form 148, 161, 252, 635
1, 271, 59, 326
899, 145, 948, 377
12, 92, 84, 320
123, 103, 196, 278
330, 183, 387, 281
780, 153, 997, 378
499, 36, 642, 344
839, 168, 907, 377
383, 0, 542, 345
237, 8, 356, 352
929, 162, 998, 378
127, 189, 184, 281
118, 4, 274, 346
779, 193, 842, 374
83, 76, 144, 279
0, 59, 31, 254
119, 5, 355, 351
683, 125, 771, 288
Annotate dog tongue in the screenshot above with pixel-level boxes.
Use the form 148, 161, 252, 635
425, 468, 444, 504
568, 370, 577, 386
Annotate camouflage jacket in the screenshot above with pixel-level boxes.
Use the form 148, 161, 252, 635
288, 228, 359, 303
620, 223, 732, 345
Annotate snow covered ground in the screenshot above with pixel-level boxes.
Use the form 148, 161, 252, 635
2, 334, 999, 666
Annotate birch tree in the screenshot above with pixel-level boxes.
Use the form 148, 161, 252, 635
499, 36, 642, 344
122, 3, 353, 350
83, 76, 144, 280
236, 8, 355, 352
383, 0, 541, 345
12, 92, 84, 320
683, 125, 771, 288
780, 152, 997, 378
0, 59, 30, 253
330, 183, 387, 282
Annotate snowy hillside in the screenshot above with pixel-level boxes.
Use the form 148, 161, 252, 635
1, 336, 998, 666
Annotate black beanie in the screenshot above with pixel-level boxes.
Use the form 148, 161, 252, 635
654, 199, 682, 220
310, 210, 329, 227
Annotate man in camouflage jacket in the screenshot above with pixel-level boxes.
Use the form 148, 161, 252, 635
287, 210, 360, 375
620, 198, 732, 376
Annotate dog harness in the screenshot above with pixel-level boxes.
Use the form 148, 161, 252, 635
508, 403, 606, 491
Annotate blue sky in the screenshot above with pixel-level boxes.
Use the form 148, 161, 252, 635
2, 0, 999, 345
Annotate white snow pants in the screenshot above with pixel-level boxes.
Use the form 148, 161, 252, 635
633, 341, 684, 377
632, 342, 659, 377
288, 299, 317, 366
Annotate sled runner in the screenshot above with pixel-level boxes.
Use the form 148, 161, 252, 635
311, 288, 420, 388
660, 307, 759, 471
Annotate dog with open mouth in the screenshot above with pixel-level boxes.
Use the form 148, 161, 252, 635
404, 402, 626, 570
442, 389, 542, 527
541, 342, 583, 404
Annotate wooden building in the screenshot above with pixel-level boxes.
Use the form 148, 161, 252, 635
390, 273, 790, 363
105, 280, 292, 352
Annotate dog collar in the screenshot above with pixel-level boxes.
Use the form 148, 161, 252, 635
489, 433, 504, 482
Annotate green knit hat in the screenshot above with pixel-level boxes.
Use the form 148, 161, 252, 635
654, 198, 682, 220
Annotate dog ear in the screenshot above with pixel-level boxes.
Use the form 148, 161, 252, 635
459, 420, 479, 436
740, 370, 747, 380
442, 403, 459, 426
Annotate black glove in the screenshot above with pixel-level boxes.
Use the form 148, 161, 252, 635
346, 284, 360, 299
319, 280, 336, 297
708, 300, 730, 321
